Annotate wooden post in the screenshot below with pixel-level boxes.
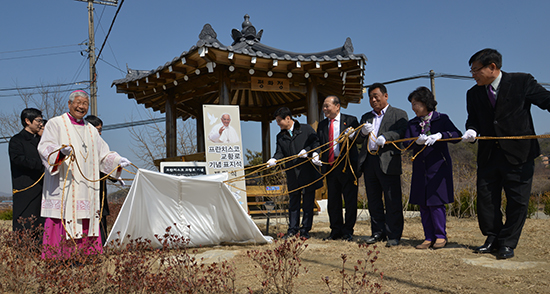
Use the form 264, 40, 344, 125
430, 69, 436, 100
307, 77, 320, 127
196, 111, 205, 153
165, 95, 177, 158
261, 116, 271, 162
219, 66, 230, 105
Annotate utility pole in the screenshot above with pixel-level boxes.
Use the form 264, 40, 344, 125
76, 0, 118, 116
430, 69, 436, 101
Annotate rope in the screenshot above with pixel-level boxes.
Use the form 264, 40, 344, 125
225, 128, 550, 196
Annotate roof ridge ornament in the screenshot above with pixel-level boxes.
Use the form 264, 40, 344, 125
343, 37, 354, 55
231, 14, 263, 46
197, 24, 221, 46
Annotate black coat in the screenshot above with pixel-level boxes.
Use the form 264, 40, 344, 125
9, 129, 45, 231
466, 72, 550, 166
317, 113, 360, 175
273, 120, 322, 192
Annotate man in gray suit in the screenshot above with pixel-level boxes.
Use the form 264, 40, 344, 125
357, 83, 408, 247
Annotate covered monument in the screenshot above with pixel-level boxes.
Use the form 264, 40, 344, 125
112, 14, 367, 162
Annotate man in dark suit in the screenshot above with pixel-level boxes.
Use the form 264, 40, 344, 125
356, 83, 408, 247
462, 48, 550, 259
317, 96, 359, 241
9, 108, 46, 236
267, 107, 322, 239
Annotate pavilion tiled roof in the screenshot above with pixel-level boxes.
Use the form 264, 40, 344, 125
112, 14, 367, 121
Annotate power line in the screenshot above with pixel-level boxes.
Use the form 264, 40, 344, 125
0, 81, 89, 92
0, 50, 82, 61
94, 0, 124, 68
0, 88, 89, 98
0, 44, 81, 54
0, 116, 165, 144
98, 57, 126, 73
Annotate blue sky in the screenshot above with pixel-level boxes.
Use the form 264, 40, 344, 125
1, 0, 550, 195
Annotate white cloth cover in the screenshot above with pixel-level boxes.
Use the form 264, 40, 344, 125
106, 169, 270, 248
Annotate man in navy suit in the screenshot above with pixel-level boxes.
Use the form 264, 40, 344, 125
317, 96, 359, 241
356, 83, 408, 247
463, 48, 550, 259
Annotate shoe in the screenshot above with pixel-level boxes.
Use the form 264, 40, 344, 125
497, 246, 514, 259
299, 232, 311, 240
415, 240, 434, 250
282, 232, 296, 239
432, 238, 447, 249
385, 239, 399, 247
323, 233, 342, 241
364, 234, 385, 244
474, 241, 497, 254
342, 234, 353, 242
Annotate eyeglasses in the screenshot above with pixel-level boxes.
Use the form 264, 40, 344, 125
34, 118, 44, 125
469, 65, 488, 74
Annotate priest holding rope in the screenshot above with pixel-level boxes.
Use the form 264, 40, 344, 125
38, 90, 131, 259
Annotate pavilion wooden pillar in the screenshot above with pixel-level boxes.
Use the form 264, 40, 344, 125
165, 94, 177, 158
218, 67, 230, 105
307, 77, 320, 128
261, 115, 271, 162
196, 111, 205, 153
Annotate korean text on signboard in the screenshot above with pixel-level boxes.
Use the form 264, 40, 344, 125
251, 77, 290, 92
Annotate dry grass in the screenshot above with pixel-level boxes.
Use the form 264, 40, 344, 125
1, 216, 549, 293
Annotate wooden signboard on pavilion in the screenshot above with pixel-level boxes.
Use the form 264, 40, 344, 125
251, 77, 289, 92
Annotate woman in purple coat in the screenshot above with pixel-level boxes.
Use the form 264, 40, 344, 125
404, 87, 462, 249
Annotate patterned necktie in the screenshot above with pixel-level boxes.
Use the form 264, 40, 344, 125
288, 129, 292, 137
487, 85, 496, 108
328, 119, 335, 164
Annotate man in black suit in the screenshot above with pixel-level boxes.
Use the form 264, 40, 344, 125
267, 107, 322, 239
463, 48, 550, 259
317, 96, 359, 241
356, 83, 408, 247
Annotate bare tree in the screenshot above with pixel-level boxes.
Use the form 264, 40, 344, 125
127, 109, 197, 170
0, 83, 68, 139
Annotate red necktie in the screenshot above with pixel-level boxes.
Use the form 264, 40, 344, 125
328, 118, 335, 164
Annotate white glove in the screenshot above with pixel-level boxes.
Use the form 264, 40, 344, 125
311, 152, 322, 167
267, 158, 277, 167
425, 133, 442, 146
298, 149, 307, 158
60, 146, 73, 156
118, 177, 125, 187
119, 157, 131, 168
461, 129, 477, 143
344, 127, 356, 139
361, 122, 374, 135
416, 134, 428, 145
375, 135, 386, 146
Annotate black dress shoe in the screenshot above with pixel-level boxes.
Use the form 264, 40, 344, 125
323, 234, 342, 241
299, 232, 311, 240
474, 241, 497, 254
342, 234, 353, 242
385, 239, 399, 247
497, 246, 514, 259
364, 234, 385, 244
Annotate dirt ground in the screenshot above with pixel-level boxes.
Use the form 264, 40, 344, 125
217, 216, 550, 293
2, 217, 549, 293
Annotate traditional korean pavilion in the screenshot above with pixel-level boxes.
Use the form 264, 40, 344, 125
112, 14, 367, 162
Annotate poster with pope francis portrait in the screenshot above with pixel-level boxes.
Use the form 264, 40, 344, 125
203, 105, 247, 211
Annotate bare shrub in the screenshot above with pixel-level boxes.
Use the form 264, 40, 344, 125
247, 234, 308, 294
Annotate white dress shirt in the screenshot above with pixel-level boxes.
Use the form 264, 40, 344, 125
368, 104, 389, 151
